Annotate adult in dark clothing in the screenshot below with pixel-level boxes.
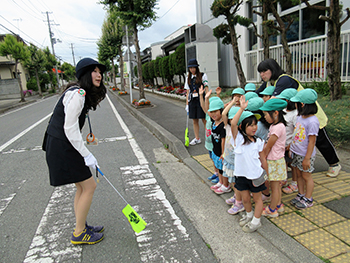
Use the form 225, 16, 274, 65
185, 59, 209, 145
255, 59, 341, 177
43, 58, 106, 245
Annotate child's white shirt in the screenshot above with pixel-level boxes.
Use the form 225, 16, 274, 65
231, 132, 264, 179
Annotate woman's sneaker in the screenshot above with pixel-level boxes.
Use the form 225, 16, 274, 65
262, 206, 278, 218
327, 164, 341, 177
227, 203, 245, 215
71, 228, 104, 245
189, 138, 201, 145
225, 195, 236, 205
242, 221, 262, 233
282, 184, 298, 194
86, 222, 104, 233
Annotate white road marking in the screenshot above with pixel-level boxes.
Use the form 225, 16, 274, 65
0, 180, 26, 217
0, 113, 52, 152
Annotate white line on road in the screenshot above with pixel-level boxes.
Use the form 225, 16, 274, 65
0, 113, 52, 152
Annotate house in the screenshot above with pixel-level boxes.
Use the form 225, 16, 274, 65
0, 34, 29, 99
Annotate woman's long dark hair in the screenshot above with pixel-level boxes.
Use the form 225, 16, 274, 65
64, 66, 106, 110
187, 67, 202, 85
239, 115, 258, 145
257, 59, 285, 81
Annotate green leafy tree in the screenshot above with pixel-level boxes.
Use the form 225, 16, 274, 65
0, 34, 30, 101
42, 47, 58, 90
302, 0, 350, 101
154, 56, 162, 85
148, 60, 156, 86
24, 44, 46, 96
142, 62, 150, 83
174, 43, 186, 87
160, 56, 173, 86
61, 62, 75, 82
101, 0, 158, 100
211, 0, 251, 88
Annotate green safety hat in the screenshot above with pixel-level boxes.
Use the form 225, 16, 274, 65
290, 89, 318, 104
259, 98, 288, 111
260, 85, 275, 96
208, 98, 224, 112
244, 83, 256, 91
276, 88, 298, 100
231, 88, 245, 95
228, 107, 260, 124
244, 92, 258, 101
247, 97, 264, 112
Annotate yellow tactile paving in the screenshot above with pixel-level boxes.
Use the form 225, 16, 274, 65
295, 229, 349, 259
313, 171, 339, 185
301, 205, 346, 227
270, 212, 318, 236
193, 154, 210, 162
312, 184, 340, 203
324, 220, 350, 244
323, 180, 350, 196
329, 252, 350, 263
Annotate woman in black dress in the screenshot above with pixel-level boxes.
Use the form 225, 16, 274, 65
43, 58, 106, 244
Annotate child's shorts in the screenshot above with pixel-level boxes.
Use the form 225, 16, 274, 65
223, 159, 235, 183
291, 153, 316, 173
234, 176, 267, 193
211, 152, 223, 170
267, 157, 287, 181
209, 151, 213, 160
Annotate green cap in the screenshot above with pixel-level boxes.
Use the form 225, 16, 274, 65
231, 88, 245, 95
208, 98, 224, 112
247, 97, 264, 111
244, 92, 258, 101
276, 88, 298, 100
209, 96, 221, 103
260, 85, 275, 96
228, 107, 260, 124
244, 83, 256, 91
259, 98, 288, 111
290, 89, 318, 104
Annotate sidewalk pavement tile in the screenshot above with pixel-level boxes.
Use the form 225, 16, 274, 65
294, 228, 349, 259
312, 184, 340, 203
301, 205, 346, 227
324, 220, 350, 244
323, 180, 350, 196
269, 212, 318, 236
331, 253, 350, 263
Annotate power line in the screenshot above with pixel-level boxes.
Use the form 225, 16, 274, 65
10, 0, 43, 21
155, 0, 182, 23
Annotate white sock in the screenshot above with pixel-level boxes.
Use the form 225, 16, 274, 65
251, 216, 261, 225
247, 210, 254, 218
222, 185, 230, 190
216, 182, 222, 187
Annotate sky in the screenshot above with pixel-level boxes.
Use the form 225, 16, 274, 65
0, 0, 196, 66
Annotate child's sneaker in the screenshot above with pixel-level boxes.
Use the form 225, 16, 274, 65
71, 228, 104, 245
227, 203, 245, 215
242, 221, 262, 233
262, 206, 279, 217
211, 177, 219, 184
295, 196, 313, 209
261, 194, 271, 203
327, 164, 341, 177
282, 184, 298, 194
239, 213, 253, 227
290, 193, 304, 206
225, 195, 236, 205
208, 173, 218, 181
277, 203, 285, 213
214, 185, 232, 195
86, 222, 104, 233
210, 182, 222, 191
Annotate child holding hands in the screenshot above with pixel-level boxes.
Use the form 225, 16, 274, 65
230, 96, 268, 233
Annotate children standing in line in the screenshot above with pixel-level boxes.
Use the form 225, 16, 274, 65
222, 97, 244, 215
231, 96, 268, 233
199, 88, 230, 194
259, 85, 275, 102
276, 88, 299, 194
289, 89, 320, 209
259, 99, 288, 218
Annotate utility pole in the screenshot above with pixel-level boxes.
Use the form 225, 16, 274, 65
70, 43, 76, 67
125, 25, 133, 104
45, 11, 60, 90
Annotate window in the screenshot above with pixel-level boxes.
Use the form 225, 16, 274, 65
285, 11, 299, 42
249, 27, 258, 50
302, 1, 326, 39
280, 0, 296, 11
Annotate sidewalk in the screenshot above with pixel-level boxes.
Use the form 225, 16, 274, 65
111, 87, 350, 263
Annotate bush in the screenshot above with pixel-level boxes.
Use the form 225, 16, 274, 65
26, 77, 38, 91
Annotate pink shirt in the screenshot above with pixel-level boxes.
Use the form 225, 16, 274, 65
267, 123, 286, 160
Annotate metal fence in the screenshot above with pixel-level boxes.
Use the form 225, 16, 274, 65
246, 30, 350, 83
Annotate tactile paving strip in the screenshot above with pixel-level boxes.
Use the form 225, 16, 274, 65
295, 228, 349, 259
324, 220, 350, 244
323, 180, 350, 197
270, 212, 318, 236
329, 252, 350, 263
301, 205, 346, 227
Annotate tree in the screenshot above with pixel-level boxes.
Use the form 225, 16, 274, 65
42, 47, 58, 90
0, 34, 29, 102
154, 56, 162, 85
302, 0, 350, 101
142, 62, 150, 83
24, 44, 46, 96
101, 0, 158, 100
61, 62, 76, 82
211, 0, 251, 89
148, 60, 156, 86
174, 43, 186, 87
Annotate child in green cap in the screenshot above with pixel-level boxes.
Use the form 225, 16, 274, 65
289, 89, 319, 209
259, 85, 275, 102
259, 99, 288, 218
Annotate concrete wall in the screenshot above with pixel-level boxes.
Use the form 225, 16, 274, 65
0, 79, 20, 99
